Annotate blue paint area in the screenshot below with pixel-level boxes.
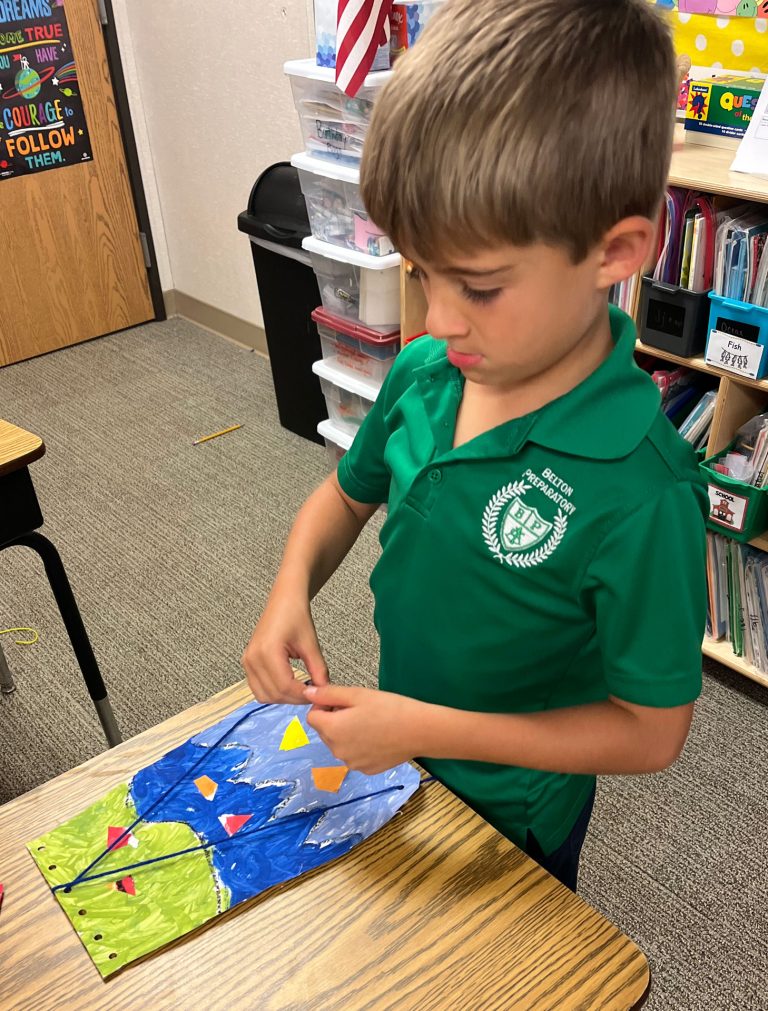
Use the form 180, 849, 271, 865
192, 703, 421, 850
131, 738, 356, 905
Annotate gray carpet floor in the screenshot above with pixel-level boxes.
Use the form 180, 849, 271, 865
1, 318, 766, 1010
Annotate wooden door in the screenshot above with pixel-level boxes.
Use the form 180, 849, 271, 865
0, 0, 154, 366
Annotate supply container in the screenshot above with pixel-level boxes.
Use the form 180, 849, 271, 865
292, 152, 394, 256
701, 446, 768, 543
317, 417, 354, 468
312, 357, 381, 435
390, 2, 446, 60
705, 293, 768, 380
284, 59, 392, 165
312, 306, 399, 383
638, 276, 711, 357
303, 235, 401, 330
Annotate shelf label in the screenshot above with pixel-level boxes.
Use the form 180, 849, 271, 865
706, 330, 764, 380
708, 484, 748, 534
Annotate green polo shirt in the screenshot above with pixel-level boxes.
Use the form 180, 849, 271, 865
337, 305, 708, 855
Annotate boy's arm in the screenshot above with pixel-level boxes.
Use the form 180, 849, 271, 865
306, 478, 707, 775
243, 338, 422, 703
303, 684, 694, 775
242, 474, 378, 704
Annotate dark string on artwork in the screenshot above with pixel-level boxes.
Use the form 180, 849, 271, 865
53, 782, 409, 893
68, 702, 273, 888
60, 698, 438, 894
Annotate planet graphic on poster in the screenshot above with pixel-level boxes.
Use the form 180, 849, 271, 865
16, 61, 40, 100
3, 58, 56, 101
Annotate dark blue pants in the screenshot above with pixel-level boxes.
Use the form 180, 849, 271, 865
524, 784, 596, 892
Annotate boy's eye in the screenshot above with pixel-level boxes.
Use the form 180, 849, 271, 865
462, 285, 501, 305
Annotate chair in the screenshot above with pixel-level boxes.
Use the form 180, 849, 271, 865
0, 420, 121, 747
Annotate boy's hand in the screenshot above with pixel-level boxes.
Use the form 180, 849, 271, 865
242, 596, 329, 705
304, 684, 424, 775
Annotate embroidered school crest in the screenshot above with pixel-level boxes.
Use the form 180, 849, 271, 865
482, 477, 570, 569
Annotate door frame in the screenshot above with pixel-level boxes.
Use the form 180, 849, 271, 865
101, 0, 165, 323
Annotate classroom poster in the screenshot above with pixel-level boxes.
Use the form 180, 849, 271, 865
658, 1, 766, 13
653, 2, 768, 75
0, 0, 93, 181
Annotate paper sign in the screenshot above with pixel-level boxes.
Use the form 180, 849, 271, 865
708, 484, 748, 534
731, 78, 768, 179
706, 329, 764, 380
0, 0, 94, 181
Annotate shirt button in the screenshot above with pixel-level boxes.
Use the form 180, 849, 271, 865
429, 468, 442, 483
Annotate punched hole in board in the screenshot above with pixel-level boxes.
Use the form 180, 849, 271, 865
94, 933, 103, 941
108, 952, 117, 960
78, 909, 87, 916
37, 845, 45, 851
48, 864, 56, 870
63, 886, 71, 894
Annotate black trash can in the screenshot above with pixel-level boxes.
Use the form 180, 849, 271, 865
238, 163, 326, 445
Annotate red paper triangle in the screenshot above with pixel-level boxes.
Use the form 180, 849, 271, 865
115, 875, 136, 896
107, 826, 131, 851
218, 813, 252, 837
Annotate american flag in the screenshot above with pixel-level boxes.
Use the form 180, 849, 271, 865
335, 0, 393, 97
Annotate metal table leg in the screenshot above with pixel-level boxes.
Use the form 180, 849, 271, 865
0, 642, 16, 694
5, 533, 122, 747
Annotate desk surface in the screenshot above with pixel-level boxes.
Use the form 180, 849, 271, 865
0, 419, 45, 477
0, 683, 650, 1010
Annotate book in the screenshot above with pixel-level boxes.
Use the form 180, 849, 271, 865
685, 76, 764, 149
678, 390, 716, 446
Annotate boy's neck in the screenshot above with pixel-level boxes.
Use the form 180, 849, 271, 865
454, 306, 614, 447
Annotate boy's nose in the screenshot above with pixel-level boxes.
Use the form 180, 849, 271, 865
425, 293, 471, 343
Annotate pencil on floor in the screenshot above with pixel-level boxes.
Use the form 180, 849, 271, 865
192, 424, 243, 446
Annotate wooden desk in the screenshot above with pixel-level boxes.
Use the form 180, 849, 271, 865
0, 419, 45, 478
0, 683, 650, 1010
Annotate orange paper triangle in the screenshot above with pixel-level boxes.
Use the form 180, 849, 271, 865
279, 716, 310, 751
311, 766, 349, 793
194, 775, 218, 801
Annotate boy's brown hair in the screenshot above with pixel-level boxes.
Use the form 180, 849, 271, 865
361, 0, 677, 264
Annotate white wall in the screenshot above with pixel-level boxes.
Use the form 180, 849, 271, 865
113, 0, 315, 328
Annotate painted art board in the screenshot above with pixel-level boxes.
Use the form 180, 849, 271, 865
27, 701, 421, 978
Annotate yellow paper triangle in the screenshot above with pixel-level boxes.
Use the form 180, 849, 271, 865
279, 716, 310, 751
194, 775, 218, 801
311, 766, 349, 793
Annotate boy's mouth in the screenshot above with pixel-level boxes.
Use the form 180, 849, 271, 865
447, 348, 483, 369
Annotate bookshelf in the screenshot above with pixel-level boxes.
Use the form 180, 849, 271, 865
398, 125, 768, 688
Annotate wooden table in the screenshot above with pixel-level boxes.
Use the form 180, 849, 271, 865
0, 419, 45, 477
0, 418, 121, 746
0, 683, 650, 1010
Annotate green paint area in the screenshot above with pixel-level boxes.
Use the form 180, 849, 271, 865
27, 783, 228, 977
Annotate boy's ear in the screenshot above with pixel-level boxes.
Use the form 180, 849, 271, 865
594, 216, 655, 291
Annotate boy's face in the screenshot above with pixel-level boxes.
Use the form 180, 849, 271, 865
409, 236, 633, 394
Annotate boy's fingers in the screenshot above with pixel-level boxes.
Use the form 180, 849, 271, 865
242, 649, 308, 704
302, 642, 330, 686
304, 683, 358, 708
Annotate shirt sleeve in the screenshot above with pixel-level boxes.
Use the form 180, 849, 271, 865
336, 336, 430, 505
336, 378, 392, 504
583, 479, 708, 708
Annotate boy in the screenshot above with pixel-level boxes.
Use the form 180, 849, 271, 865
243, 0, 707, 891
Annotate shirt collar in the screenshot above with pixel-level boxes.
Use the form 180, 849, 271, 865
413, 305, 660, 461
